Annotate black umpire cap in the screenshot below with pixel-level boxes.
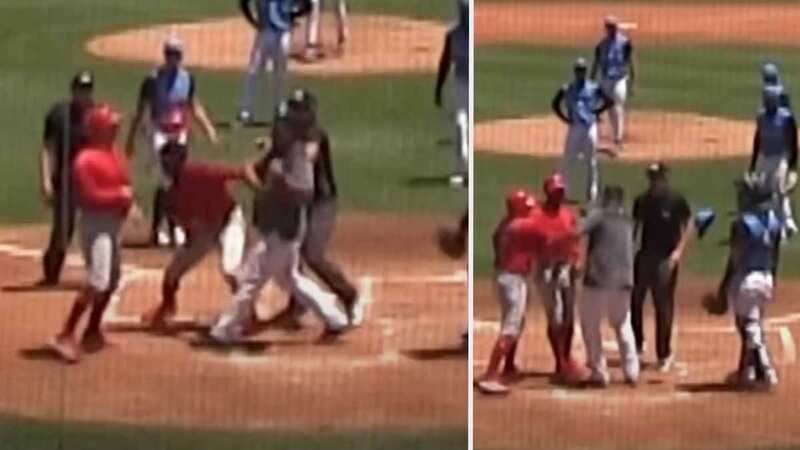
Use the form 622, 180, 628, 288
646, 161, 669, 179
71, 69, 94, 90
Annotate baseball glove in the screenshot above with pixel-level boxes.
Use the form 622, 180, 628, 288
702, 291, 728, 316
436, 227, 466, 259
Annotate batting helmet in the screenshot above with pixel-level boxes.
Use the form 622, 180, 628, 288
543, 173, 567, 199
506, 189, 536, 218
762, 63, 780, 85
84, 104, 121, 145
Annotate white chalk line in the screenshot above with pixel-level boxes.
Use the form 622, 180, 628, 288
0, 242, 462, 369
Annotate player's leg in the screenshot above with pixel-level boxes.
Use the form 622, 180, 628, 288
218, 206, 247, 291
630, 251, 650, 359
451, 75, 469, 185
267, 30, 290, 118
42, 186, 77, 284
609, 287, 640, 384
239, 30, 268, 122
776, 158, 798, 236
210, 238, 275, 343
304, 0, 323, 60
82, 226, 123, 352
732, 271, 777, 388
560, 126, 583, 202
652, 259, 678, 371
584, 124, 600, 202
479, 272, 526, 391
279, 240, 349, 338
335, 0, 348, 54
143, 231, 216, 330
604, 77, 627, 146
299, 200, 360, 323
537, 273, 562, 373
580, 287, 608, 386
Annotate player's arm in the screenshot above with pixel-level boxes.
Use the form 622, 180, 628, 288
669, 197, 694, 268
239, 0, 260, 29
632, 196, 642, 244
190, 90, 218, 145
39, 110, 57, 205
595, 89, 614, 116
126, 79, 151, 157
749, 126, 761, 172
435, 32, 452, 107
551, 87, 569, 124
590, 44, 601, 80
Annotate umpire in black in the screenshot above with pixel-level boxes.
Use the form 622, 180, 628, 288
38, 70, 95, 285
273, 90, 359, 324
631, 162, 693, 372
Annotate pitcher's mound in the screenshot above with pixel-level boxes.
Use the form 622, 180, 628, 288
476, 111, 755, 161
87, 15, 446, 77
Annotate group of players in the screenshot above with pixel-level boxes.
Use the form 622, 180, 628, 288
478, 14, 798, 394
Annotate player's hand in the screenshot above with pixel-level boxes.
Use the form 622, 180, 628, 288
667, 249, 682, 270
208, 128, 219, 146
40, 182, 54, 207
785, 171, 798, 193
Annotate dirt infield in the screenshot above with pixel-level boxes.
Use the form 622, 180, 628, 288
87, 14, 445, 77
473, 278, 800, 450
475, 110, 754, 160
0, 212, 466, 431
477, 2, 800, 47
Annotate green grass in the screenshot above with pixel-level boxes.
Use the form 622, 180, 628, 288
0, 415, 466, 450
0, 0, 462, 224
475, 154, 800, 279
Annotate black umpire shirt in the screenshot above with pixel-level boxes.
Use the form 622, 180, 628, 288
43, 100, 92, 190
633, 189, 691, 257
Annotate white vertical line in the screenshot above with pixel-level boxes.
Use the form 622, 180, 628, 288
779, 326, 796, 365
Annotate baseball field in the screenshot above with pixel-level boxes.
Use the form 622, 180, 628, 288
475, 1, 800, 449
0, 0, 467, 449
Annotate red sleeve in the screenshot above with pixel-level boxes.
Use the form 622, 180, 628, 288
74, 155, 131, 212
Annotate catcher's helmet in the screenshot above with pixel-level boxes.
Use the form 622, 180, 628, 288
506, 189, 536, 218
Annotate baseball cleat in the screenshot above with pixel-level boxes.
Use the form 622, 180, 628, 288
349, 295, 366, 327
316, 327, 346, 345
81, 332, 112, 353
762, 368, 779, 389
140, 305, 176, 333
208, 325, 241, 345
301, 46, 324, 63
48, 335, 80, 364
656, 355, 674, 373
587, 371, 610, 388
236, 110, 253, 125
476, 379, 510, 395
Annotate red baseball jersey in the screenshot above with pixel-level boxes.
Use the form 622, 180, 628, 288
530, 205, 579, 266
168, 161, 245, 234
73, 148, 132, 216
493, 215, 543, 274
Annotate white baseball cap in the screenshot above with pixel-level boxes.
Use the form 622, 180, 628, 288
163, 36, 184, 54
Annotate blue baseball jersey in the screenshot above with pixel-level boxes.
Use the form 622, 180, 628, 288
734, 210, 781, 273
757, 107, 794, 158
564, 80, 602, 127
596, 33, 631, 80
140, 67, 195, 122
264, 0, 292, 32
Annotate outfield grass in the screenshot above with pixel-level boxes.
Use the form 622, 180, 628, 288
0, 415, 466, 450
475, 42, 800, 279
0, 0, 462, 224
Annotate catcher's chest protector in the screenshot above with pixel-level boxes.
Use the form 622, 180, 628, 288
740, 211, 781, 271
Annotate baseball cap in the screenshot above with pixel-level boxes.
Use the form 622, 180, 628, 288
573, 57, 588, 70
762, 62, 779, 82
604, 14, 619, 26
71, 69, 94, 89
163, 36, 184, 54
646, 161, 669, 178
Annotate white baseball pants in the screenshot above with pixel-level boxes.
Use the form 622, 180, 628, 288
79, 211, 124, 293
210, 230, 348, 341
580, 287, 640, 382
600, 76, 628, 143
163, 207, 247, 288
495, 272, 529, 338
241, 28, 290, 117
729, 270, 774, 372
305, 0, 348, 48
560, 123, 599, 202
755, 154, 796, 232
